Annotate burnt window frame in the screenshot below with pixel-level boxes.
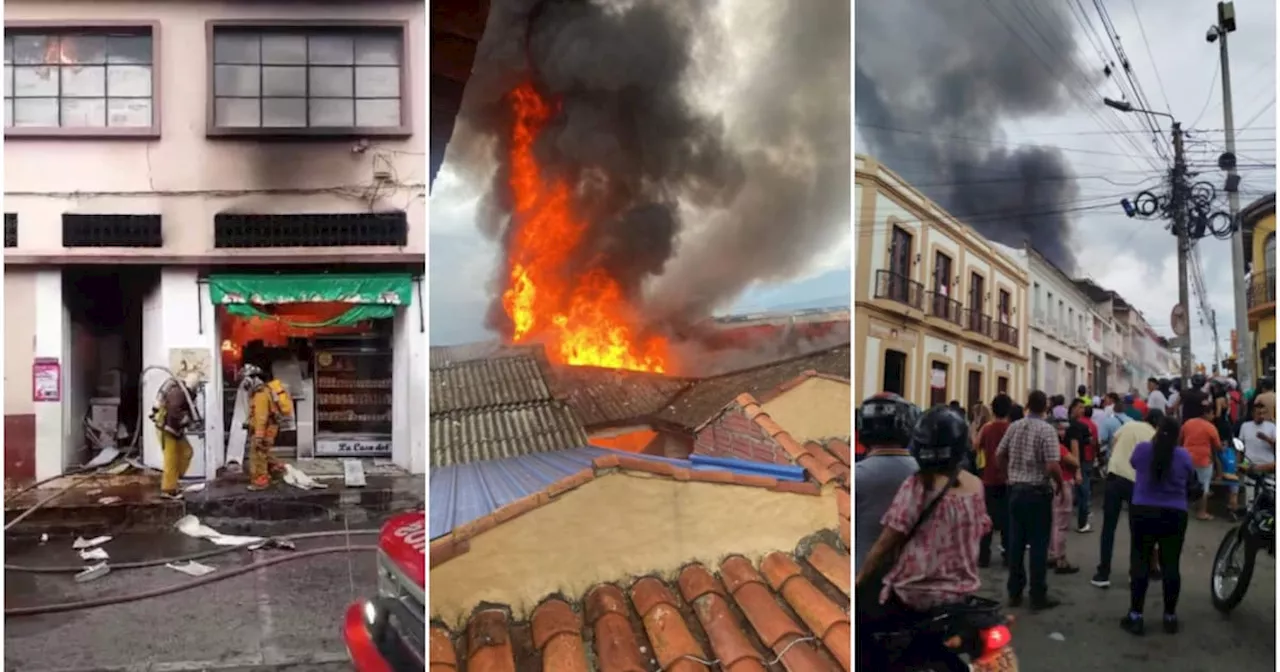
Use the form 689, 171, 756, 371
213, 212, 409, 249
62, 213, 163, 248
4, 20, 161, 139
205, 19, 412, 140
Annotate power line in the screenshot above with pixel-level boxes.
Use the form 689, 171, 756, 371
855, 122, 1167, 159
1239, 97, 1277, 132
1190, 58, 1222, 129
1128, 0, 1173, 116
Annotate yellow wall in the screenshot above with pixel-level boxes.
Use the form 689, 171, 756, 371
760, 377, 851, 441
1252, 213, 1276, 373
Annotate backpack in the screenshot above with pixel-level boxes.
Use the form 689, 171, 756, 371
265, 379, 296, 428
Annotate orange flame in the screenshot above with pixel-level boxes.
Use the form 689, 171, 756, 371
500, 82, 672, 373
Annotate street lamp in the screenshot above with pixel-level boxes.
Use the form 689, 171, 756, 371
1102, 97, 1176, 121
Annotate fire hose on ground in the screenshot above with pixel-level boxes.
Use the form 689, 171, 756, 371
4, 528, 382, 573
6, 545, 379, 617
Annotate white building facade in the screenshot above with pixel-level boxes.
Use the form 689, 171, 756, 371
998, 244, 1095, 398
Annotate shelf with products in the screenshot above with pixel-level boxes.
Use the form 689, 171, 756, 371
314, 349, 393, 436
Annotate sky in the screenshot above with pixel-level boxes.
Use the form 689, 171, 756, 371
428, 0, 852, 346
855, 0, 1276, 370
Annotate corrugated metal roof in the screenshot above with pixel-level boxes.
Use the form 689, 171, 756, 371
428, 340, 542, 368
430, 400, 589, 468
547, 365, 692, 428
653, 344, 851, 429
427, 446, 808, 539
430, 355, 552, 414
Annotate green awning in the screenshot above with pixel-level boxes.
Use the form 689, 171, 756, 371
209, 274, 414, 306
208, 273, 414, 327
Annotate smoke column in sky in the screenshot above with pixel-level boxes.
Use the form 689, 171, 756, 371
458, 0, 851, 331
855, 0, 1090, 273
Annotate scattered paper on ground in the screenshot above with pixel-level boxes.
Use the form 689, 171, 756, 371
182, 482, 207, 494
98, 496, 122, 505
174, 514, 263, 547
79, 547, 109, 561
282, 463, 327, 490
166, 560, 217, 577
73, 535, 112, 550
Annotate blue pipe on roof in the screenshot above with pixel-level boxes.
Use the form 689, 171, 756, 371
689, 454, 808, 482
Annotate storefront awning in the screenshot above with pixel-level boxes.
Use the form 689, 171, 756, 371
208, 273, 414, 327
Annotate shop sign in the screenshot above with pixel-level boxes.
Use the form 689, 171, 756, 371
33, 358, 61, 403
316, 437, 392, 457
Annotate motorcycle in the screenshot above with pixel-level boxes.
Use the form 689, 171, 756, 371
869, 595, 1018, 671
1210, 455, 1275, 613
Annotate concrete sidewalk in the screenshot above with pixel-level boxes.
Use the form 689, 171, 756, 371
4, 468, 423, 537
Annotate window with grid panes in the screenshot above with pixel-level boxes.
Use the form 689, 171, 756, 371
211, 28, 402, 129
3, 31, 154, 128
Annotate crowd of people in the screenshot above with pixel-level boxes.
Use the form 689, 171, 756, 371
854, 374, 1277, 666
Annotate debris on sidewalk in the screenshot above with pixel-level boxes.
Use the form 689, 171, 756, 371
282, 463, 327, 490
174, 514, 263, 547
343, 459, 367, 488
72, 535, 112, 550
79, 547, 109, 561
39, 533, 48, 545
182, 482, 207, 494
75, 563, 110, 583
98, 496, 122, 505
248, 538, 296, 552
166, 560, 217, 577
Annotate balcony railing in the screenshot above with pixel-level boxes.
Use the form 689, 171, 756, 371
928, 291, 963, 326
873, 269, 924, 310
1248, 269, 1276, 310
996, 322, 1019, 347
965, 308, 993, 337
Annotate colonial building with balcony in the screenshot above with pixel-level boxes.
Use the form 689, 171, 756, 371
854, 156, 1030, 410
996, 243, 1094, 398
4, 0, 428, 484
1243, 192, 1276, 381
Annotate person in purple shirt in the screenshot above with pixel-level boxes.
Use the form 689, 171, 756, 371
1122, 416, 1195, 636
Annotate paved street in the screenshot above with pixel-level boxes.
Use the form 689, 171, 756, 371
978, 497, 1276, 671
4, 516, 391, 672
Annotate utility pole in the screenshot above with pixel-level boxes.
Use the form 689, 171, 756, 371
1212, 1, 1252, 387
1173, 122, 1195, 382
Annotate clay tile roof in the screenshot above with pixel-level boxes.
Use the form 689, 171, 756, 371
654, 344, 850, 430
546, 364, 694, 428
428, 339, 543, 368
428, 446, 822, 545
432, 544, 851, 672
430, 353, 552, 413
429, 400, 589, 468
719, 393, 851, 487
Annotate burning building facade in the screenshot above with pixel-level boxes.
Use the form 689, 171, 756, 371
4, 0, 428, 484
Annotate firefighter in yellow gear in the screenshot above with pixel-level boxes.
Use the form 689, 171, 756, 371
153, 372, 202, 500
241, 364, 286, 490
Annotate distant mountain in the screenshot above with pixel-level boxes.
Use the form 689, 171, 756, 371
728, 268, 852, 314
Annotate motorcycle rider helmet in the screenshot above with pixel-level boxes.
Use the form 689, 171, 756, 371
856, 392, 920, 448
909, 405, 970, 472
1191, 373, 1208, 390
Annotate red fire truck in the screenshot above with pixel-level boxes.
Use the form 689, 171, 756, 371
343, 510, 426, 671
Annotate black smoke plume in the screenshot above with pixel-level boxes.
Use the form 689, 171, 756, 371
855, 0, 1088, 273
457, 0, 851, 334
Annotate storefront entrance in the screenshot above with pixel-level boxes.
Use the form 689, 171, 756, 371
208, 273, 413, 461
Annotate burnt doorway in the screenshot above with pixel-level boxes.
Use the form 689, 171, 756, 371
63, 266, 160, 469
967, 369, 982, 412
883, 349, 907, 396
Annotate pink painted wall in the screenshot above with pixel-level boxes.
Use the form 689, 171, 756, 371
4, 0, 426, 259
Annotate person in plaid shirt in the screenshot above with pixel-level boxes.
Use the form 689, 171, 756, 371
997, 390, 1066, 611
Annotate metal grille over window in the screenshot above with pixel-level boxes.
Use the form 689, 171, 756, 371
213, 212, 408, 248
4, 31, 154, 128
212, 29, 402, 129
62, 214, 162, 247
4, 213, 16, 248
